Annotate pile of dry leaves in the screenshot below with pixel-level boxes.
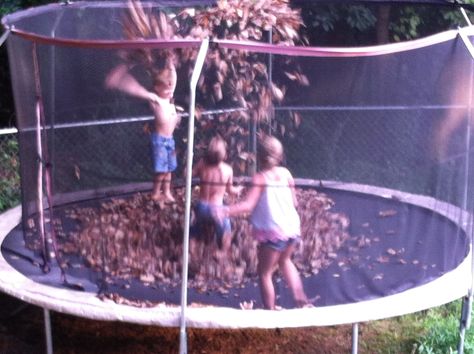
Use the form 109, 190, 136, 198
59, 187, 350, 295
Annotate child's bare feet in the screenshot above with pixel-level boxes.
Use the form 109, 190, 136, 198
151, 192, 162, 201
295, 298, 313, 308
164, 193, 176, 203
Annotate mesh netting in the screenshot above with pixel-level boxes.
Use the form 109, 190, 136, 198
2, 1, 473, 312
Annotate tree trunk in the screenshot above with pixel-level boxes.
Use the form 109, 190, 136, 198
376, 5, 391, 44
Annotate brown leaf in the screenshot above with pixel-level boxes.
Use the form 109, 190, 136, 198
292, 112, 302, 128
270, 83, 285, 102
373, 274, 384, 280
386, 248, 397, 255
74, 165, 80, 180
378, 209, 397, 217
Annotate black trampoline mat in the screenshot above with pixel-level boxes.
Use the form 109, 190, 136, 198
1, 186, 469, 310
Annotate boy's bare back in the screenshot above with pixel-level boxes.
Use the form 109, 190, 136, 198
195, 161, 234, 205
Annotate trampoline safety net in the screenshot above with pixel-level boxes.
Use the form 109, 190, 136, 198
1, 1, 474, 318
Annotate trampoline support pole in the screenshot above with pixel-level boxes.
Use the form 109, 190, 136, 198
460, 7, 473, 27
457, 24, 474, 354
0, 28, 11, 47
43, 308, 53, 354
459, 294, 473, 354
351, 323, 358, 354
179, 38, 209, 354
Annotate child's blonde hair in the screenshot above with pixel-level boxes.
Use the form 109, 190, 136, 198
258, 135, 283, 169
205, 136, 227, 165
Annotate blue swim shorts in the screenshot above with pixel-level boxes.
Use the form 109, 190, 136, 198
190, 201, 231, 247
151, 133, 177, 173
260, 237, 300, 252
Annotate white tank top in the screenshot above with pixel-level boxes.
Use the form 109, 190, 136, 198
250, 172, 301, 238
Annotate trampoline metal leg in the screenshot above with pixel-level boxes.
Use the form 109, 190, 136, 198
179, 327, 187, 354
458, 327, 466, 354
352, 323, 358, 354
43, 308, 53, 354
458, 295, 472, 354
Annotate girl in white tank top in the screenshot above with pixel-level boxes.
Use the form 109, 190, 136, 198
250, 170, 301, 243
223, 136, 309, 310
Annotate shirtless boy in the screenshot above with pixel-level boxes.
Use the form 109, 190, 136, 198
190, 136, 242, 252
105, 62, 180, 202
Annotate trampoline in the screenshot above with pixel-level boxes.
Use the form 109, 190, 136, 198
1, 0, 474, 352
0, 181, 471, 324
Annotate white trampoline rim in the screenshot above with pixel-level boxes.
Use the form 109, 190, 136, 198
0, 182, 471, 329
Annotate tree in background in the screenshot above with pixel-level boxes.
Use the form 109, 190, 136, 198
1, 0, 473, 128
0, 0, 51, 127
296, 1, 474, 46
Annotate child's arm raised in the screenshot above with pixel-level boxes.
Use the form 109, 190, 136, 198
105, 64, 160, 104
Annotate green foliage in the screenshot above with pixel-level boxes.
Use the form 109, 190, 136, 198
1, 0, 53, 128
413, 301, 474, 354
0, 2, 20, 17
0, 0, 53, 16
305, 5, 340, 32
299, 2, 474, 46
299, 4, 380, 45
0, 137, 20, 211
390, 7, 422, 41
346, 5, 377, 32
360, 302, 474, 353
441, 0, 474, 28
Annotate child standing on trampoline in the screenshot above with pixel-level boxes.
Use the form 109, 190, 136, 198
221, 135, 309, 309
191, 136, 242, 254
106, 61, 180, 202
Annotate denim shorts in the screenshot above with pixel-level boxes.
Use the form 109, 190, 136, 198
151, 133, 177, 173
190, 201, 231, 247
260, 237, 299, 252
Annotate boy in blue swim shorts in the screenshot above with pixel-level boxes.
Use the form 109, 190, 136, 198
106, 60, 180, 202
152, 132, 177, 181
191, 200, 231, 249
190, 136, 242, 253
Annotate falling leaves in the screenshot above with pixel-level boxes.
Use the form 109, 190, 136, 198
120, 1, 178, 78
74, 165, 81, 180
120, 0, 308, 176
284, 71, 309, 86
